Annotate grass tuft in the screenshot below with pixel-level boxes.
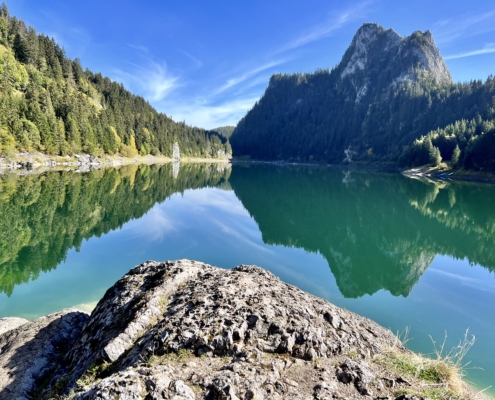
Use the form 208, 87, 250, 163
377, 329, 491, 400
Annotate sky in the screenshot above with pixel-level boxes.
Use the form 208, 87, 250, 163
8, 0, 495, 129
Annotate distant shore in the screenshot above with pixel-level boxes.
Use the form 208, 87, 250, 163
232, 157, 495, 184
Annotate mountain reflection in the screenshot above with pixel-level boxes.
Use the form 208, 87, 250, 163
229, 165, 495, 298
0, 163, 231, 296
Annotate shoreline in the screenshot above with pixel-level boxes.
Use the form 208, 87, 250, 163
402, 165, 495, 184
0, 152, 231, 176
4, 153, 495, 185
232, 158, 495, 184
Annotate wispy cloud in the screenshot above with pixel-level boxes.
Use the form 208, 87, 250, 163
151, 60, 283, 127
278, 1, 373, 53
433, 10, 495, 44
125, 207, 178, 242
160, 95, 259, 129
117, 1, 372, 128
113, 60, 180, 102
181, 51, 203, 68
213, 59, 287, 95
444, 43, 495, 60
128, 44, 149, 53
232, 74, 271, 96
429, 267, 495, 294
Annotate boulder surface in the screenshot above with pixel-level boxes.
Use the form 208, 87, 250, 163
0, 260, 474, 399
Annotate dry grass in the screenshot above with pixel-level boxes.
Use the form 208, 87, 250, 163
144, 348, 194, 367
378, 329, 492, 400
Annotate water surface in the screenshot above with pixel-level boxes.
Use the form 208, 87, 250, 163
0, 163, 494, 393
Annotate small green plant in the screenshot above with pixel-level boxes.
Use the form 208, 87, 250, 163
158, 294, 168, 312
76, 361, 113, 387
177, 348, 191, 362
419, 367, 440, 382
347, 349, 359, 360
430, 329, 476, 374
379, 328, 488, 400
145, 354, 161, 367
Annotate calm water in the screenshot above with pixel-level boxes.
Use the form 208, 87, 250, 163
0, 163, 494, 393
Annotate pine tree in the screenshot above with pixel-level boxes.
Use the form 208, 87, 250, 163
0, 2, 9, 19
13, 33, 29, 63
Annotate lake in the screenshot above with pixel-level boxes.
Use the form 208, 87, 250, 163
0, 163, 494, 394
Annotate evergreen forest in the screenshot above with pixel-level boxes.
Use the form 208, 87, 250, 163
0, 3, 230, 159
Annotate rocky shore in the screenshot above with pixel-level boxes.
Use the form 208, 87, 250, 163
0, 152, 170, 174
0, 260, 488, 400
0, 153, 231, 176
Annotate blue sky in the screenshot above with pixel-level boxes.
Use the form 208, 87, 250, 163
8, 0, 495, 129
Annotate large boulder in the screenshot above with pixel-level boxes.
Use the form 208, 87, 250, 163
46, 260, 403, 399
1, 260, 468, 399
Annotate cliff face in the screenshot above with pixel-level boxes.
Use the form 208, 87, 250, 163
338, 23, 452, 103
0, 260, 484, 400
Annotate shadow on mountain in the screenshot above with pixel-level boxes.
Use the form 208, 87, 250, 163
229, 164, 495, 298
0, 163, 231, 296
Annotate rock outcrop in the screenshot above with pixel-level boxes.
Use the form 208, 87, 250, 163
0, 318, 28, 336
172, 142, 180, 161
340, 23, 452, 99
0, 311, 89, 399
0, 260, 482, 399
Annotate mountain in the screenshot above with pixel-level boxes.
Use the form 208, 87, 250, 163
231, 23, 495, 169
0, 3, 230, 159
337, 23, 452, 100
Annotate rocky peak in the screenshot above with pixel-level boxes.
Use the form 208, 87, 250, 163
339, 23, 452, 101
400, 29, 452, 84
340, 23, 400, 79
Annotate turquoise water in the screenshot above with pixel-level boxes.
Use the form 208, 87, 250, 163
0, 163, 493, 393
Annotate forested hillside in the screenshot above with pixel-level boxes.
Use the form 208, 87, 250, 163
210, 126, 235, 139
231, 24, 495, 170
0, 3, 230, 158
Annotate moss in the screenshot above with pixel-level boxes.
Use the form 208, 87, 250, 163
346, 349, 359, 360
145, 348, 194, 367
